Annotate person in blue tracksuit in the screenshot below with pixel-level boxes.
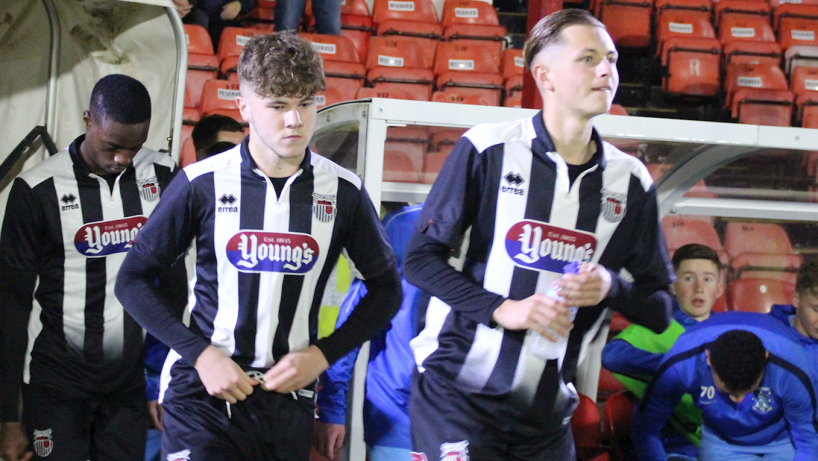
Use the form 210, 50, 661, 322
769, 259, 818, 346
633, 312, 818, 461
314, 204, 427, 461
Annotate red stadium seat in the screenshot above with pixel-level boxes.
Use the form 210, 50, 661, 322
603, 392, 635, 450
608, 104, 629, 115
723, 41, 782, 67
437, 72, 504, 106
432, 90, 493, 105
422, 150, 449, 184
376, 21, 442, 70
383, 126, 427, 183
503, 92, 522, 107
218, 27, 265, 62
572, 394, 611, 461
200, 80, 243, 123
714, 0, 771, 25
718, 16, 776, 47
184, 24, 215, 56
775, 4, 818, 50
729, 278, 794, 312
662, 216, 724, 253
372, 0, 439, 25
790, 65, 818, 95
597, 0, 654, 49
368, 67, 435, 100
340, 14, 373, 63
315, 87, 343, 108
300, 32, 361, 63
797, 90, 818, 126
598, 367, 627, 401
661, 37, 721, 96
608, 312, 631, 335
434, 40, 502, 75
441, 0, 506, 49
724, 63, 788, 109
731, 88, 794, 126
731, 253, 802, 283
724, 221, 794, 256
366, 36, 430, 70
501, 48, 525, 80
656, 9, 716, 56
655, 0, 711, 21
243, 6, 275, 31
505, 75, 523, 99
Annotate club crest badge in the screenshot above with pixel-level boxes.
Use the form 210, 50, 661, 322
440, 440, 469, 461
313, 193, 337, 223
137, 178, 160, 202
32, 429, 53, 457
167, 449, 191, 461
753, 387, 774, 413
601, 189, 627, 223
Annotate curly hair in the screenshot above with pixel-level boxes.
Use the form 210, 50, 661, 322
709, 330, 767, 394
523, 8, 606, 71
237, 32, 325, 99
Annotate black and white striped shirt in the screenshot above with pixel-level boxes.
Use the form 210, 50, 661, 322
406, 112, 674, 430
0, 135, 176, 421
116, 140, 400, 402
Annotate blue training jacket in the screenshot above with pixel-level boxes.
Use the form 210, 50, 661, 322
633, 311, 818, 461
317, 204, 426, 449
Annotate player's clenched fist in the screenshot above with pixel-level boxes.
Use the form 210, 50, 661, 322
491, 294, 574, 341
194, 346, 258, 403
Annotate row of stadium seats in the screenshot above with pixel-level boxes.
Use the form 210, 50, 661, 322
594, 0, 818, 127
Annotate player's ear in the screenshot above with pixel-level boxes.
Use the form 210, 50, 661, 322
792, 291, 801, 309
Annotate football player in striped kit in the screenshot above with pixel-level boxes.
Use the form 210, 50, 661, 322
404, 9, 676, 461
116, 32, 401, 461
0, 74, 182, 461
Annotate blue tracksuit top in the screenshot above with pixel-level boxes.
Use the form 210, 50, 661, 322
633, 311, 818, 461
317, 204, 425, 449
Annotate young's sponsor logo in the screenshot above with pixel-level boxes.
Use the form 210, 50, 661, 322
226, 231, 319, 273
74, 216, 147, 257
33, 429, 53, 457
505, 221, 597, 272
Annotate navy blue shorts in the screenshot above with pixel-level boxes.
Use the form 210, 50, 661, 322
23, 384, 147, 461
161, 367, 315, 461
410, 372, 575, 461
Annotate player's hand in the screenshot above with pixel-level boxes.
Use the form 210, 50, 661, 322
147, 400, 164, 431
262, 345, 329, 394
312, 421, 345, 460
221, 1, 242, 20
492, 294, 573, 341
0, 422, 33, 461
555, 262, 612, 307
194, 345, 259, 403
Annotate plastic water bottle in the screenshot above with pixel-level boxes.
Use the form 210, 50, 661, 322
529, 261, 581, 361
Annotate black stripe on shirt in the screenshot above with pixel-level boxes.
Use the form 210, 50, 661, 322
272, 176, 313, 361
235, 174, 265, 364
77, 172, 105, 364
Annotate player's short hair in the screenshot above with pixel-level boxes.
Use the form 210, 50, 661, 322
237, 32, 325, 99
88, 74, 151, 124
796, 259, 818, 297
204, 141, 238, 159
523, 8, 606, 70
709, 330, 767, 393
191, 114, 244, 154
672, 244, 721, 272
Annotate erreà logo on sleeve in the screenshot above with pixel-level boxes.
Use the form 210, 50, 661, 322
74, 216, 147, 257
226, 231, 319, 273
505, 220, 597, 272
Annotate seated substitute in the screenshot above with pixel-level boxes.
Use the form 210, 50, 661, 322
115, 32, 401, 461
633, 312, 818, 461
191, 113, 245, 162
770, 259, 818, 344
601, 243, 725, 458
